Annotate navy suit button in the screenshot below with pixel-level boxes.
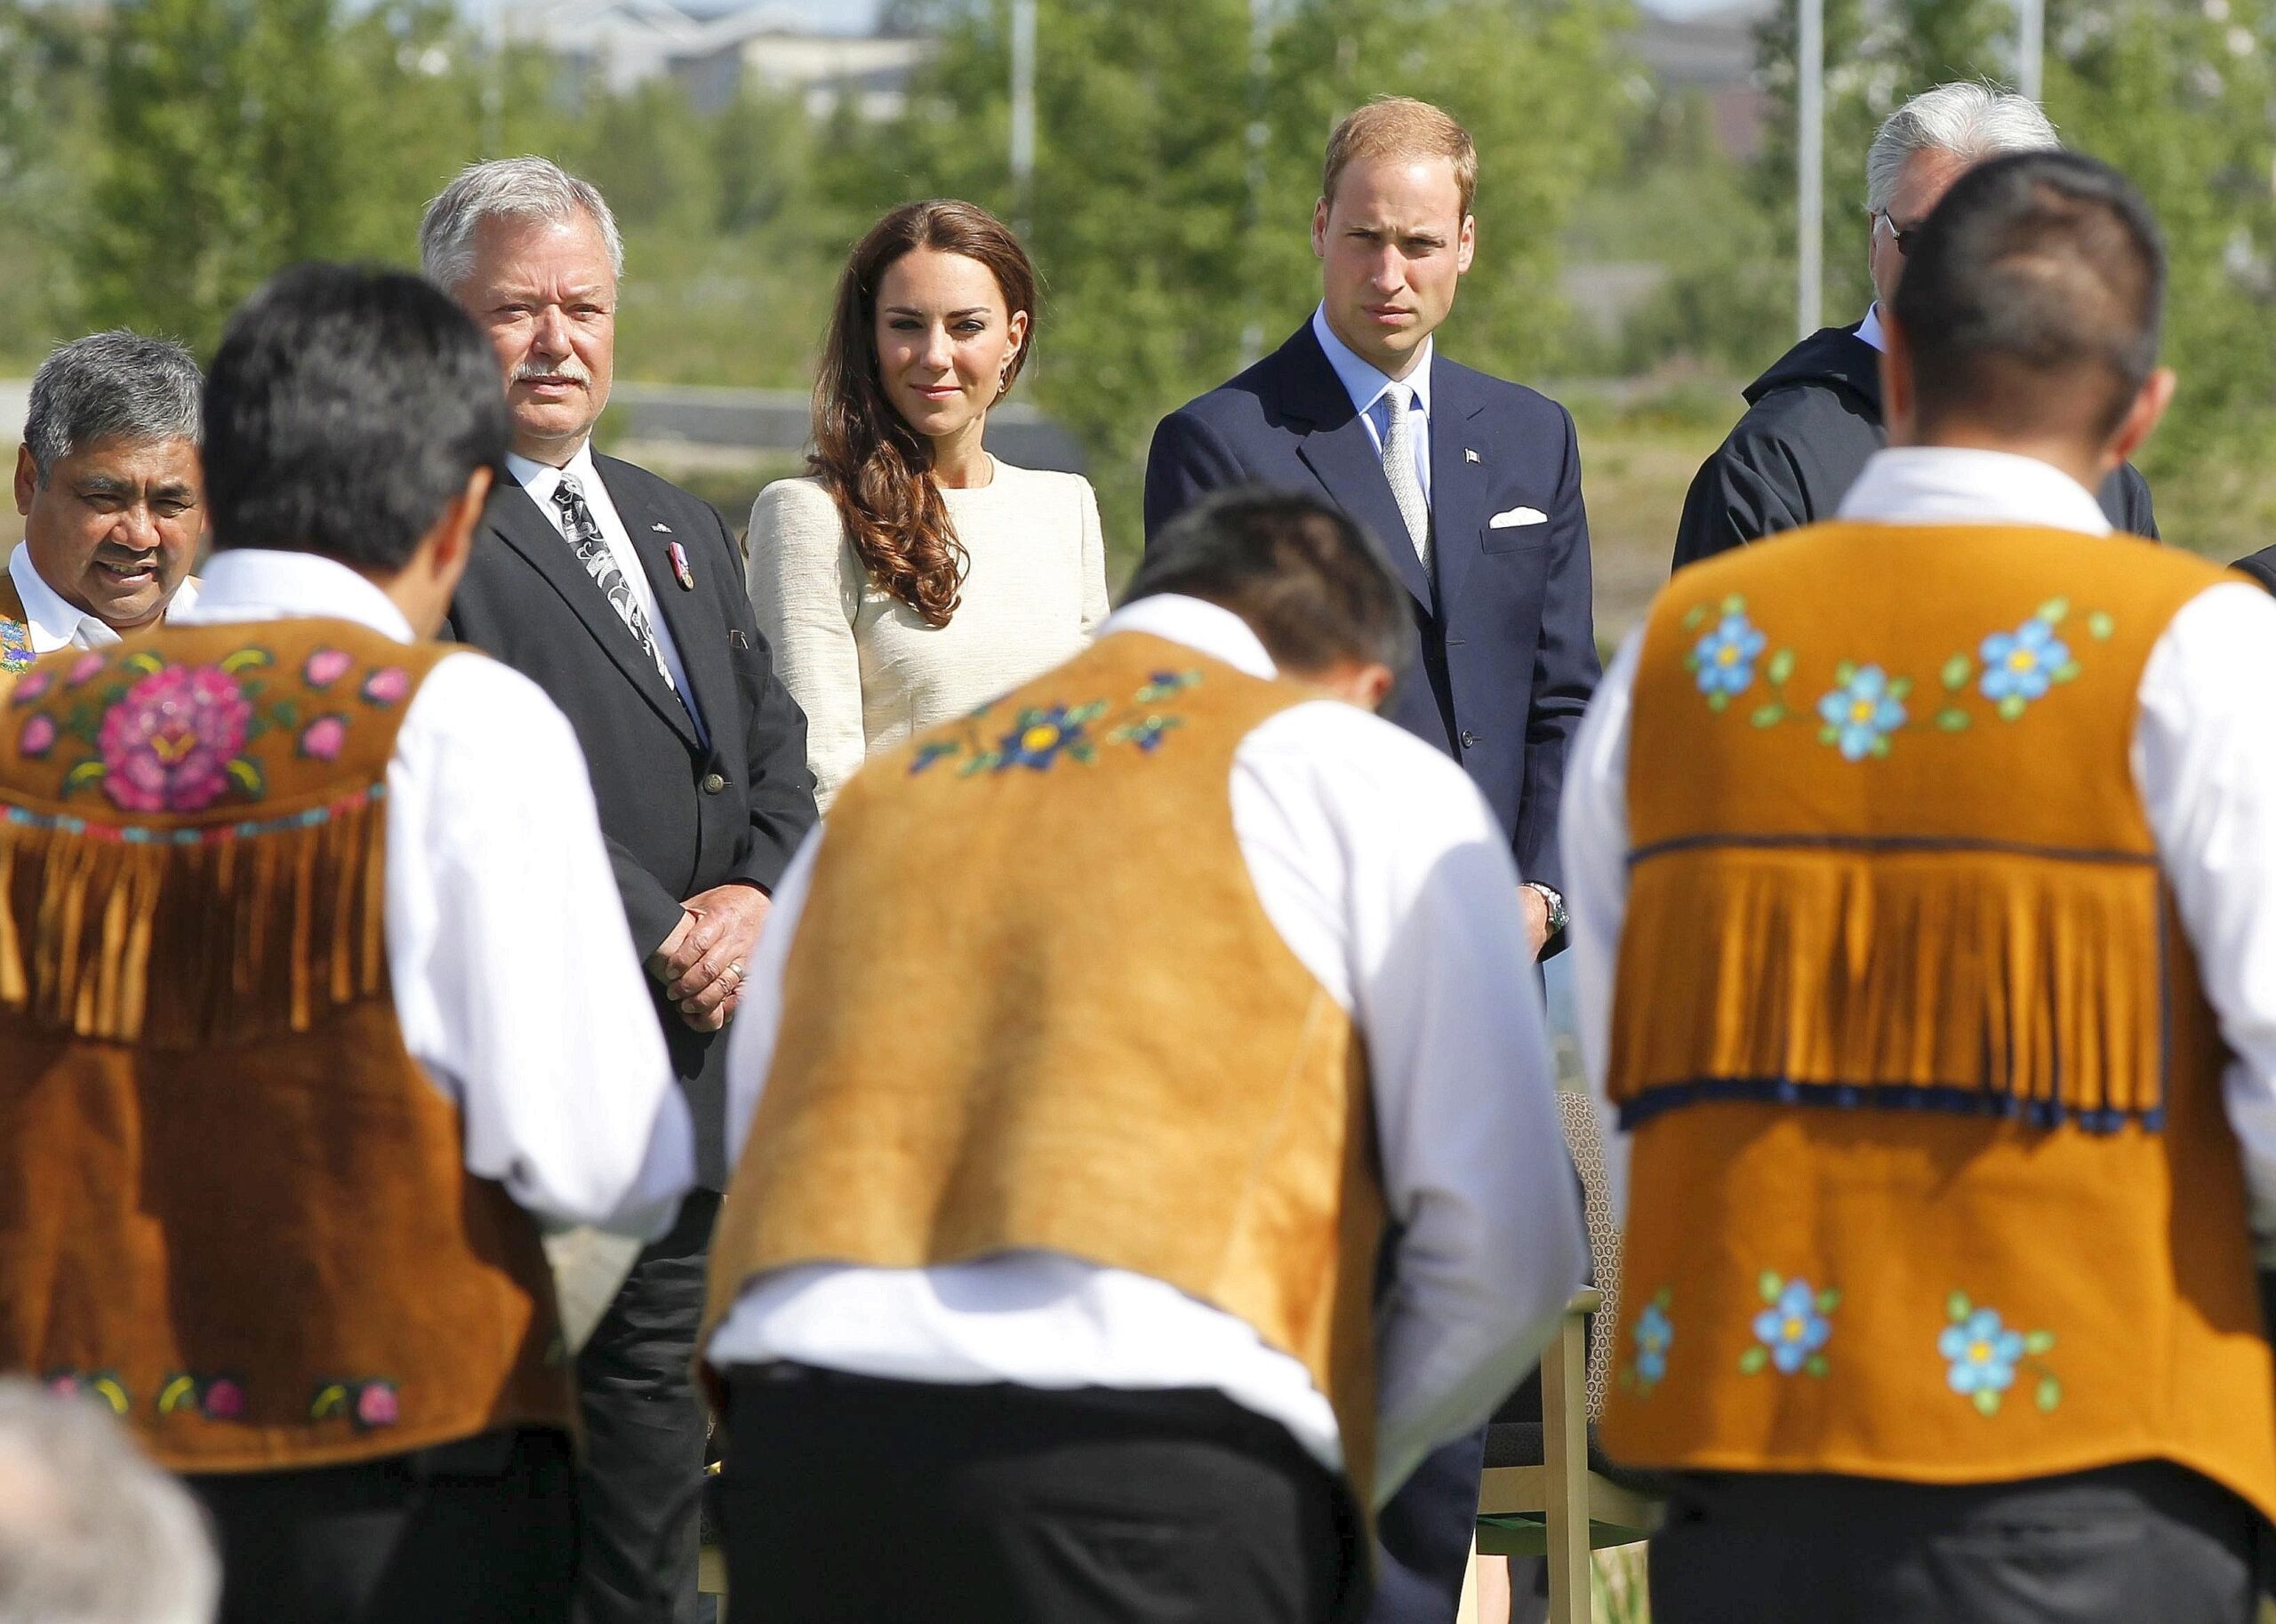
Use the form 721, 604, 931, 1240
1459, 730, 1479, 748
701, 772, 727, 794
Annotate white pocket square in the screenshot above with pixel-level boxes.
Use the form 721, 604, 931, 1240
1489, 506, 1549, 529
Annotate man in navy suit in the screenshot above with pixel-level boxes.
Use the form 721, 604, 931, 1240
1145, 95, 1599, 1624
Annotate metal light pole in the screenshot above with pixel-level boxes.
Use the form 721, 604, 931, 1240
2017, 0, 2045, 101
1009, 0, 1038, 236
1796, 0, 1824, 339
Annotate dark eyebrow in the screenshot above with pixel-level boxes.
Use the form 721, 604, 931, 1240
73, 476, 133, 497
149, 482, 199, 503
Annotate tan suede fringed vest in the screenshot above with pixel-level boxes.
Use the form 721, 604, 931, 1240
1598, 524, 2276, 1523
0, 620, 573, 1471
705, 631, 1388, 1504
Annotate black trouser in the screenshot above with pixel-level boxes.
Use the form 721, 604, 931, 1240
190, 1427, 577, 1624
574, 1188, 721, 1624
714, 1364, 1361, 1624
1649, 1462, 2264, 1624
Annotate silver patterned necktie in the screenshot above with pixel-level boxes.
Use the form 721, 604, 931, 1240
551, 475, 675, 690
1381, 382, 1431, 569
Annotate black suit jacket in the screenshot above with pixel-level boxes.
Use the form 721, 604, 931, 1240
1143, 321, 1599, 899
2236, 548, 2276, 595
445, 452, 818, 1187
1673, 324, 2159, 569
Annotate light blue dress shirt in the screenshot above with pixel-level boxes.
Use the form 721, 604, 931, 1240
1310, 304, 1434, 507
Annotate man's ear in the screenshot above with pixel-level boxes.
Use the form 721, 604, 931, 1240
2102, 366, 2176, 474
1311, 196, 1330, 260
1878, 308, 1919, 446
14, 445, 37, 518
426, 466, 493, 595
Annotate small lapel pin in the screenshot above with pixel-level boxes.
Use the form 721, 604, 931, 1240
668, 541, 694, 591
1464, 447, 1480, 463
728, 628, 749, 650
651, 522, 672, 533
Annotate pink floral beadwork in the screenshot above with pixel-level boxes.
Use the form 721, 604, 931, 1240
361, 667, 410, 707
19, 713, 55, 759
354, 1380, 399, 1428
12, 669, 52, 706
66, 652, 106, 687
304, 648, 354, 688
97, 665, 253, 813
299, 715, 349, 762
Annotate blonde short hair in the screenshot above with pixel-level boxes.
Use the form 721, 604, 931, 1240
1321, 97, 1478, 220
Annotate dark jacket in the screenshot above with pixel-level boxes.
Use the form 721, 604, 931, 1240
1672, 324, 2160, 570
2236, 548, 2276, 594
1143, 321, 1599, 900
446, 452, 818, 1187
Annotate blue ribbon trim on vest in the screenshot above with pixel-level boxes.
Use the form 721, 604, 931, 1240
1615, 1076, 2167, 1135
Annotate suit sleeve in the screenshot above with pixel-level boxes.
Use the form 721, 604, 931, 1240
1671, 428, 1806, 570
1514, 404, 1600, 919
2237, 548, 2276, 596
1143, 408, 1246, 550
2114, 462, 2159, 540
708, 502, 820, 893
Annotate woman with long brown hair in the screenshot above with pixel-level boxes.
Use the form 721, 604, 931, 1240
747, 199, 1109, 810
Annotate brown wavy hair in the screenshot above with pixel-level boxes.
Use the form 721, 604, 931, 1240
810, 200, 1038, 626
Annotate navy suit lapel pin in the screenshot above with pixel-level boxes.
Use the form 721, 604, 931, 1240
1464, 447, 1480, 463
667, 540, 694, 590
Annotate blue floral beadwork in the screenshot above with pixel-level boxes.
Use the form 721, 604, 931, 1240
1978, 615, 2074, 715
1941, 1292, 2059, 1415
997, 705, 1090, 771
1815, 665, 1907, 761
1691, 612, 1767, 701
1626, 1289, 1674, 1392
1742, 1273, 1837, 1376
906, 672, 1203, 779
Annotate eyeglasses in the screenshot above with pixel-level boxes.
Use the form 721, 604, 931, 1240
1873, 210, 1919, 255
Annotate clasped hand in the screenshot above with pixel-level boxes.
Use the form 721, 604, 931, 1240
649, 883, 773, 1032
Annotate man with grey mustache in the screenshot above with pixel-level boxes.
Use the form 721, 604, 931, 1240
425, 156, 818, 1624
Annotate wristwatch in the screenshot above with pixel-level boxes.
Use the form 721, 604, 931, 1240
1525, 881, 1569, 939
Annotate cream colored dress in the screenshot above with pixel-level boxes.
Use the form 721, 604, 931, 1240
746, 459, 1111, 811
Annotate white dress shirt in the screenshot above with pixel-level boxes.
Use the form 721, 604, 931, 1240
707, 594, 1587, 1504
170, 548, 694, 1240
1856, 303, 1887, 352
1562, 446, 2276, 1258
1313, 304, 1435, 506
507, 443, 705, 736
9, 543, 201, 652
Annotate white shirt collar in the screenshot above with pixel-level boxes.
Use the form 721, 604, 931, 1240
8, 543, 202, 651
1838, 446, 2112, 537
1099, 594, 1278, 681
1311, 304, 1432, 420
10, 545, 96, 649
1856, 304, 1887, 353
506, 439, 600, 504
173, 548, 417, 643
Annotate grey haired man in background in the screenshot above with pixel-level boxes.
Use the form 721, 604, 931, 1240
1671, 79, 2158, 568
5, 331, 205, 667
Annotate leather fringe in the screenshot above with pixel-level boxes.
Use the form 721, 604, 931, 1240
1610, 846, 2174, 1132
0, 799, 389, 1048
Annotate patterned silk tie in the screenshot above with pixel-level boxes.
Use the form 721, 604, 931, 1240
1381, 382, 1431, 570
551, 475, 675, 690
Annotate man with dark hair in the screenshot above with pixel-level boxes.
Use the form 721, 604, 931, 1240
1566, 151, 2276, 1623
5, 331, 204, 668
701, 486, 1587, 1624
0, 263, 693, 1623
1672, 82, 2157, 569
